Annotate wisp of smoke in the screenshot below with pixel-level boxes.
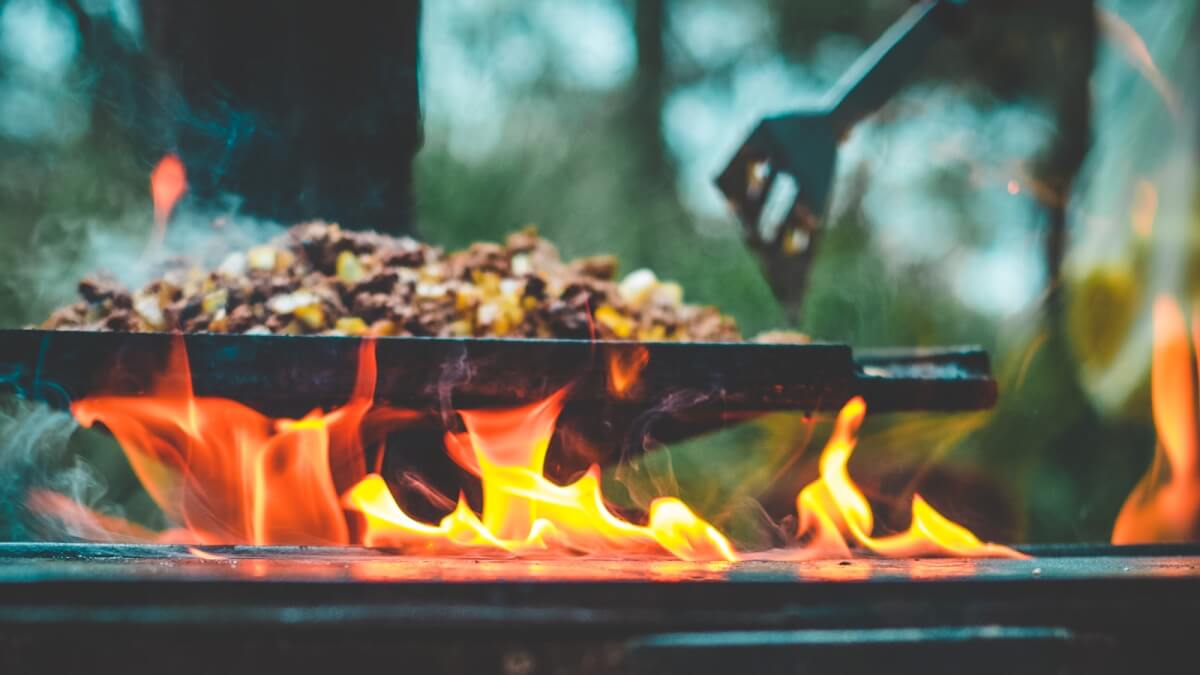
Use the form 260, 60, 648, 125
0, 396, 107, 541
4, 202, 289, 328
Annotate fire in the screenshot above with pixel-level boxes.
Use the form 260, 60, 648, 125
1112, 296, 1200, 544
148, 153, 187, 251
151, 154, 187, 226
607, 345, 649, 398
33, 335, 1016, 561
63, 335, 375, 545
792, 398, 1024, 559
346, 389, 738, 560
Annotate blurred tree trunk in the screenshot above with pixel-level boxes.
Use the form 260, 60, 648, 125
627, 0, 689, 270
1042, 0, 1097, 327
140, 1, 422, 232
61, 0, 146, 155
631, 0, 670, 184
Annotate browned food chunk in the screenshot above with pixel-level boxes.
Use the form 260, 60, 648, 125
41, 221, 741, 342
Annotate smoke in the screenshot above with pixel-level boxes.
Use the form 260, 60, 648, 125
0, 0, 292, 328
2, 202, 289, 327
394, 470, 456, 513
612, 388, 717, 510
0, 396, 117, 541
433, 346, 475, 431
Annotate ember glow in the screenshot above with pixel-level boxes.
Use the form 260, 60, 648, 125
148, 153, 188, 251
1112, 296, 1200, 544
607, 345, 649, 398
151, 154, 187, 228
33, 337, 1017, 561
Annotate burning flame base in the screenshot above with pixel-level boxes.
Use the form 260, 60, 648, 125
31, 337, 1021, 561
1112, 295, 1200, 544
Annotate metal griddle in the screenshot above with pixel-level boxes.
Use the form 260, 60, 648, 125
0, 329, 995, 416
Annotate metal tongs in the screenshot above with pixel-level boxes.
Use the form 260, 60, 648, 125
716, 0, 970, 322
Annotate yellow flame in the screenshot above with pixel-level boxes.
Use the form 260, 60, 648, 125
795, 397, 1025, 559
344, 390, 738, 561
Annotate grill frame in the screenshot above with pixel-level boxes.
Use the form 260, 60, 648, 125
0, 543, 1196, 674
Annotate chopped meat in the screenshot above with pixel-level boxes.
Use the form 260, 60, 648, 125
42, 221, 742, 342
351, 271, 400, 296
568, 255, 618, 280
77, 275, 130, 307
100, 309, 136, 332
42, 302, 89, 329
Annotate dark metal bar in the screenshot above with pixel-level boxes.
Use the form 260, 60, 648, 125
629, 626, 1110, 675
0, 543, 1193, 674
6, 541, 1200, 564
825, 0, 967, 133
1016, 542, 1200, 558
0, 330, 996, 414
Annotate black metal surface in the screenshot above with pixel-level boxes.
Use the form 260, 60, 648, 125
629, 627, 1112, 675
0, 329, 996, 415
0, 543, 1194, 674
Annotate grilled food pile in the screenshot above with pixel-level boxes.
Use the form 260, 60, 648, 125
42, 222, 745, 341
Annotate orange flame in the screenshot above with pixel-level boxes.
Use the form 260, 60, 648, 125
1112, 296, 1200, 543
608, 346, 649, 398
64, 335, 375, 545
35, 336, 1017, 561
150, 153, 187, 236
793, 398, 1025, 559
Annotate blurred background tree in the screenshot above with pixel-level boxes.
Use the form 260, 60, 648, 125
0, 0, 1197, 545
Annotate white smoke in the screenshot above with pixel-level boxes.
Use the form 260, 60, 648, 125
0, 397, 98, 540
4, 205, 288, 327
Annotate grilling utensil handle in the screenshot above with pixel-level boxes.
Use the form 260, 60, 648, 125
824, 0, 968, 134
716, 0, 970, 323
